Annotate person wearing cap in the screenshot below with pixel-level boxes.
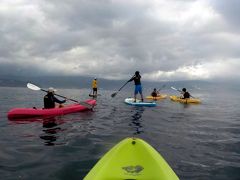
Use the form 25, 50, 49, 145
128, 71, 144, 102
181, 88, 190, 99
44, 87, 66, 109
92, 78, 98, 96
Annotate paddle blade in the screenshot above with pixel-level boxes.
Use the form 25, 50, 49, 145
171, 86, 182, 92
111, 92, 117, 98
171, 86, 177, 91
27, 83, 41, 91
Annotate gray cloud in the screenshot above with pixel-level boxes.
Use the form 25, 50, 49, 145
0, 0, 239, 81
211, 0, 240, 29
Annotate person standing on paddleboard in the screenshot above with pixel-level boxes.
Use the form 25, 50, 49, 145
44, 87, 66, 109
128, 71, 144, 102
92, 78, 98, 96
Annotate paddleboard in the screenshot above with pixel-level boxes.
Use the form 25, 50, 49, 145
84, 137, 179, 180
89, 94, 101, 97
124, 98, 156, 107
89, 94, 97, 98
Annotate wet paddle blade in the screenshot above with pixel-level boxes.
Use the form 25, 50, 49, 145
171, 87, 182, 92
111, 92, 117, 98
171, 87, 177, 91
27, 83, 41, 91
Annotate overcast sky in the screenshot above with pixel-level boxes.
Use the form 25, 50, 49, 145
0, 0, 239, 81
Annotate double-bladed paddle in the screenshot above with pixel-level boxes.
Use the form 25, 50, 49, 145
171, 86, 195, 98
27, 83, 94, 109
157, 84, 166, 92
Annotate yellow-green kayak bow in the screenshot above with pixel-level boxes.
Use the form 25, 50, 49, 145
84, 137, 179, 180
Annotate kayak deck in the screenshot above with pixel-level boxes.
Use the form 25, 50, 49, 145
124, 98, 156, 107
8, 99, 96, 119
84, 137, 179, 180
146, 94, 168, 100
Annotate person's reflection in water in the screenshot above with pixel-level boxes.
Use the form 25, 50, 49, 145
130, 107, 144, 135
39, 117, 63, 146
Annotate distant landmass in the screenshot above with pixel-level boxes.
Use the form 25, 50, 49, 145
0, 75, 130, 90
0, 75, 222, 91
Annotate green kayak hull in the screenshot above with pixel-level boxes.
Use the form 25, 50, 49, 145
84, 137, 179, 180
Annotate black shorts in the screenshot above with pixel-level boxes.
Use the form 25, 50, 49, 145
93, 88, 97, 91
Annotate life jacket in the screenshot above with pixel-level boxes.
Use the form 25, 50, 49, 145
133, 75, 141, 85
44, 94, 55, 109
92, 80, 97, 88
151, 91, 157, 97
183, 92, 190, 98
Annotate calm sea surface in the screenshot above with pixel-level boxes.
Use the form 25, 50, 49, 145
0, 84, 240, 180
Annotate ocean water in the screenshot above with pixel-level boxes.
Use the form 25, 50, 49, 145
0, 83, 240, 180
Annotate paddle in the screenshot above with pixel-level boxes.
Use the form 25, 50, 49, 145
89, 89, 95, 97
170, 87, 182, 93
27, 83, 94, 109
157, 84, 166, 92
89, 89, 93, 96
111, 75, 135, 98
171, 87, 195, 98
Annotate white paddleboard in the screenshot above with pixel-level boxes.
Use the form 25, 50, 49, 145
124, 98, 157, 107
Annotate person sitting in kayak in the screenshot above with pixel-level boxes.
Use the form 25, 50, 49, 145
128, 71, 144, 102
181, 88, 190, 99
44, 87, 66, 109
151, 88, 158, 97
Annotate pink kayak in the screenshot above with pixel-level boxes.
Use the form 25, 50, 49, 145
8, 99, 96, 119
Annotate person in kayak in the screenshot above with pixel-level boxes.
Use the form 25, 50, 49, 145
151, 88, 158, 97
92, 78, 98, 96
181, 88, 190, 99
44, 87, 66, 109
128, 71, 144, 102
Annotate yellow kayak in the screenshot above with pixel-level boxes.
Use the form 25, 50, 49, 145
146, 94, 168, 100
84, 137, 179, 180
170, 95, 201, 104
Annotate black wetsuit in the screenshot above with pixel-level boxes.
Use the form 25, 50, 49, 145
151, 91, 157, 97
183, 92, 190, 99
44, 93, 66, 109
128, 75, 141, 85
